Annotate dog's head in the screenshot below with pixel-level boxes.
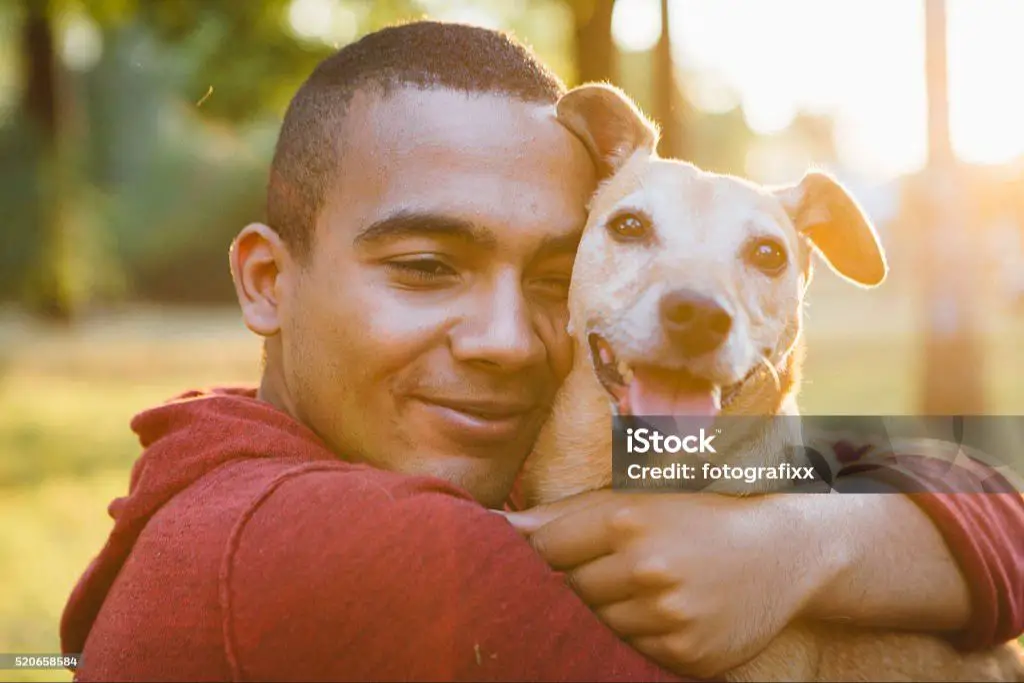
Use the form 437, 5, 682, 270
557, 84, 888, 422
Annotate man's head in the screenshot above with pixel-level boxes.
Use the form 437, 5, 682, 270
230, 21, 596, 507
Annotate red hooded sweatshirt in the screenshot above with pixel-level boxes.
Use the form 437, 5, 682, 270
61, 388, 1024, 682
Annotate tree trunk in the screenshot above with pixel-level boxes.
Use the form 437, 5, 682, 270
572, 0, 616, 86
22, 0, 73, 323
920, 0, 986, 414
652, 0, 685, 159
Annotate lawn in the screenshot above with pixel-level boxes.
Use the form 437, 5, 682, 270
0, 308, 261, 683
0, 288, 1021, 682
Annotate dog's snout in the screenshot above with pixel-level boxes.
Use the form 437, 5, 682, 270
659, 290, 733, 357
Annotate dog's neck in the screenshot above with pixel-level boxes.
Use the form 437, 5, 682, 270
521, 337, 807, 506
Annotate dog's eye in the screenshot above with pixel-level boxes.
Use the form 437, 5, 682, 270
746, 238, 788, 275
607, 213, 649, 240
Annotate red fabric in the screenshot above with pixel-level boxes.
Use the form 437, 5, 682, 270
59, 387, 1024, 681
61, 388, 688, 682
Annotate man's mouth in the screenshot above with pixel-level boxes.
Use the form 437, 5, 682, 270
422, 397, 536, 419
588, 332, 725, 419
413, 396, 540, 444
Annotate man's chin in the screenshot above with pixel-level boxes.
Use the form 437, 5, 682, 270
392, 398, 546, 506
416, 452, 524, 509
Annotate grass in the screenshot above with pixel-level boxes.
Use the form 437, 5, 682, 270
0, 291, 1021, 682
0, 307, 261, 683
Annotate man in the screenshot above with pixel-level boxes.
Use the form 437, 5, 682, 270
62, 21, 1023, 682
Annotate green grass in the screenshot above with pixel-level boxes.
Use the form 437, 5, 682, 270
0, 296, 1021, 682
0, 472, 127, 683
0, 307, 261, 683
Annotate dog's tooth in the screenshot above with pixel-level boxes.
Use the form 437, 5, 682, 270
616, 360, 634, 384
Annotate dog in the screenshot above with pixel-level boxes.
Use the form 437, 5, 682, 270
519, 83, 1024, 682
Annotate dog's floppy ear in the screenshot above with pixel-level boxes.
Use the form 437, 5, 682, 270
773, 170, 888, 288
556, 83, 659, 180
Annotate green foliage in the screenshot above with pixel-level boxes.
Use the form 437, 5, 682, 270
105, 116, 275, 303
0, 118, 45, 303
49, 0, 368, 123
133, 0, 335, 122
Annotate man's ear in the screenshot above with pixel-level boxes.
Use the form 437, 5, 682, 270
556, 83, 660, 180
772, 171, 888, 288
230, 222, 290, 337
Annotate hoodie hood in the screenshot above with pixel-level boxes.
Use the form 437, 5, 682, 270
60, 386, 335, 656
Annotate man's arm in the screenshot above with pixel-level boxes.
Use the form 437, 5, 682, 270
812, 448, 1024, 648
222, 468, 695, 683
501, 448, 1024, 678
780, 483, 972, 630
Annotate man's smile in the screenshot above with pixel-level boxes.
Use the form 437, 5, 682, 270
411, 395, 542, 444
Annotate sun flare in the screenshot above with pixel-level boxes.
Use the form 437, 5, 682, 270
612, 0, 1024, 179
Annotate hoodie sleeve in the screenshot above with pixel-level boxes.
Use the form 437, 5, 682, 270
833, 444, 1024, 650
221, 466, 694, 683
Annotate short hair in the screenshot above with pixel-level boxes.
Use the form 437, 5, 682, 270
266, 20, 567, 259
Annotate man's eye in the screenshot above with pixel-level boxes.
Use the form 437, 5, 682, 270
384, 259, 458, 284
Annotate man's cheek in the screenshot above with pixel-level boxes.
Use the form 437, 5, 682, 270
364, 296, 458, 352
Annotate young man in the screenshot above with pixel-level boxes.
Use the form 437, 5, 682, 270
62, 21, 1023, 682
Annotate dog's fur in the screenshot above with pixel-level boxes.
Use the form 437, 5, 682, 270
520, 83, 1024, 682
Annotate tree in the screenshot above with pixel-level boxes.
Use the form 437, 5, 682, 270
919, 0, 986, 414
19, 0, 73, 321
652, 0, 684, 159
567, 0, 616, 85
11, 0, 410, 317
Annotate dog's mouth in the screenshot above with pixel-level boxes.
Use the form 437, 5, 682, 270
588, 332, 721, 418
588, 332, 758, 422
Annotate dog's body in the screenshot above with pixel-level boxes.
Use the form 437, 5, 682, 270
520, 84, 1024, 682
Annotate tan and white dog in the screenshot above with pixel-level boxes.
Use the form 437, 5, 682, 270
520, 83, 1024, 682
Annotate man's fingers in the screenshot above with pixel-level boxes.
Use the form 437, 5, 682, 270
629, 633, 676, 663
595, 592, 682, 637
564, 553, 635, 606
500, 489, 620, 536
566, 549, 676, 606
525, 497, 634, 569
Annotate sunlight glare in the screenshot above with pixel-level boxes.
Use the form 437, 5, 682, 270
612, 0, 662, 53
288, 0, 358, 46
669, 0, 1024, 178
947, 0, 1024, 165
60, 11, 103, 72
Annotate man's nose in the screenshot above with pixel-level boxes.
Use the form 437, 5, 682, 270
659, 289, 733, 357
450, 278, 546, 371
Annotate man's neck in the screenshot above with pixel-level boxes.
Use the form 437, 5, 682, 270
256, 362, 297, 419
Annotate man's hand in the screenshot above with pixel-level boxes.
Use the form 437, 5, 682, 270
500, 489, 847, 678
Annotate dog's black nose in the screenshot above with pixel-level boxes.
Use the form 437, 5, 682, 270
660, 290, 733, 357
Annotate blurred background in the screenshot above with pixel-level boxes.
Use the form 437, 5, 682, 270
0, 0, 1022, 679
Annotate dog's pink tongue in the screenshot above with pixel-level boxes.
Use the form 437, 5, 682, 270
628, 367, 720, 432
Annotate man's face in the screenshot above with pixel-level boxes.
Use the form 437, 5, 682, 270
261, 88, 595, 507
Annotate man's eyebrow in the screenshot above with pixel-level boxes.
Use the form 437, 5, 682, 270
353, 211, 497, 249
